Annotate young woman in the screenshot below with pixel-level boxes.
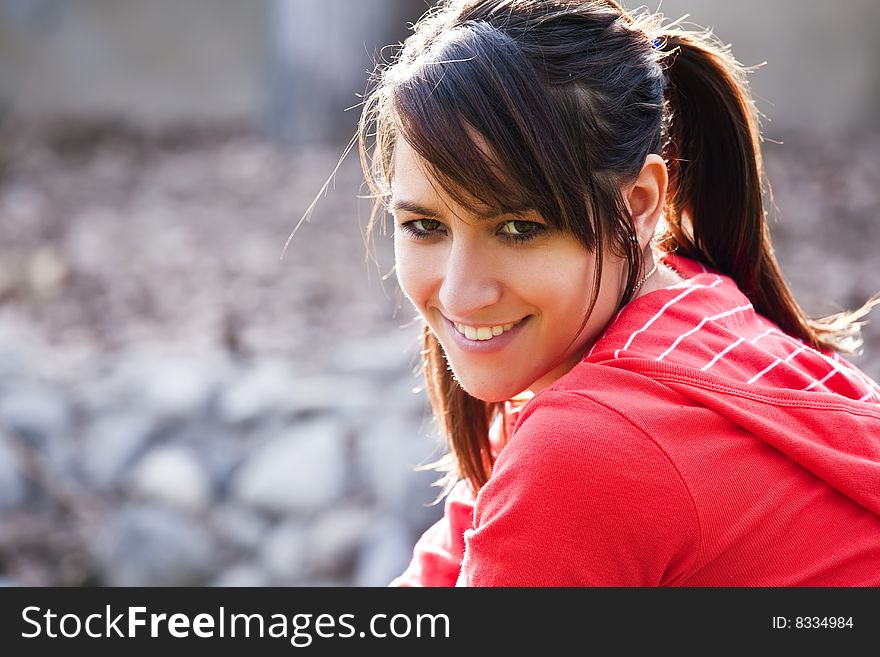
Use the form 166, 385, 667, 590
356, 0, 880, 585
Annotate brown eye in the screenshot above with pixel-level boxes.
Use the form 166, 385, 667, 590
413, 218, 443, 232
503, 220, 535, 235
400, 218, 447, 240
499, 220, 545, 241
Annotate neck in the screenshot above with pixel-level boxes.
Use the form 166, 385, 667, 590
632, 258, 684, 300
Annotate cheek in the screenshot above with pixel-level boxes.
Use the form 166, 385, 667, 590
531, 249, 622, 339
534, 255, 596, 316
393, 235, 434, 309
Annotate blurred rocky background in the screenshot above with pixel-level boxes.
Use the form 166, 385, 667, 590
0, 0, 877, 587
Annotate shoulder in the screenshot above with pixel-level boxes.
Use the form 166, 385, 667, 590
500, 387, 688, 490
465, 387, 701, 585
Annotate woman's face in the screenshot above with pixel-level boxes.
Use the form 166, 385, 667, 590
391, 139, 627, 402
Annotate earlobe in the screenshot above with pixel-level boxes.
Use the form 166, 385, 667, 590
625, 154, 668, 246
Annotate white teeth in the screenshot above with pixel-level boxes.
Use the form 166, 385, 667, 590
454, 320, 520, 341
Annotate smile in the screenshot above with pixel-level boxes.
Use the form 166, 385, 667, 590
453, 320, 522, 341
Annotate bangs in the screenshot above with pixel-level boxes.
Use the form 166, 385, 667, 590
386, 21, 590, 232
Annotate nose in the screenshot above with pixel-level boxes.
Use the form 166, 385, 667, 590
438, 238, 503, 319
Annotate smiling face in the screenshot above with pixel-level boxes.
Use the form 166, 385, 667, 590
391, 139, 629, 402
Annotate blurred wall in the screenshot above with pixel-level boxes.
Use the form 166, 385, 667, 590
0, 0, 267, 125
265, 0, 410, 145
643, 0, 880, 137
0, 0, 422, 144
1, 0, 878, 142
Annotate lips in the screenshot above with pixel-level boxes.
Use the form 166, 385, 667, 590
453, 319, 522, 341
442, 315, 529, 354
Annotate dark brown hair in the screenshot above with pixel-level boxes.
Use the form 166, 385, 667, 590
357, 0, 874, 496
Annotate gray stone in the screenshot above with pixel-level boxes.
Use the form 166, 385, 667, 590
210, 562, 271, 587
92, 503, 216, 586
79, 412, 156, 489
0, 386, 72, 446
230, 418, 347, 515
208, 503, 270, 552
351, 517, 416, 587
329, 329, 421, 378
0, 431, 29, 510
0, 321, 39, 381
128, 444, 213, 512
285, 374, 378, 418
355, 413, 443, 519
216, 359, 301, 424
304, 505, 376, 576
0, 576, 25, 587
259, 519, 307, 584
79, 348, 229, 420
0, 386, 78, 486
387, 375, 432, 422
135, 354, 221, 421
217, 365, 378, 424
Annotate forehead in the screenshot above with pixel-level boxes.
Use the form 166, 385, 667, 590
390, 138, 514, 220
391, 139, 436, 202
391, 139, 473, 219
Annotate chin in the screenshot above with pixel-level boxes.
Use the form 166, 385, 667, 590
452, 371, 524, 404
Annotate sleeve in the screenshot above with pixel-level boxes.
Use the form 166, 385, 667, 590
456, 391, 699, 587
388, 403, 518, 587
388, 477, 476, 587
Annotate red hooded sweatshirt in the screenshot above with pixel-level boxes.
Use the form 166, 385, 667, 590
391, 253, 880, 586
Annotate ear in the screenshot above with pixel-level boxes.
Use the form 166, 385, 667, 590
623, 154, 668, 249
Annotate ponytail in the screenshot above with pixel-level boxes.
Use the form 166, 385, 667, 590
658, 28, 875, 352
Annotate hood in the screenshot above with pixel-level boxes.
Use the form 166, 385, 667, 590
585, 253, 880, 516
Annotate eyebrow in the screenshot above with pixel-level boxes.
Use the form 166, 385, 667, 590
391, 198, 528, 221
391, 199, 442, 217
